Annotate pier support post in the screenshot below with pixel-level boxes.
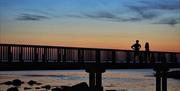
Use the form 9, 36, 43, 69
89, 72, 96, 87
86, 67, 105, 91
162, 68, 169, 91
156, 70, 161, 91
96, 72, 102, 87
153, 64, 169, 91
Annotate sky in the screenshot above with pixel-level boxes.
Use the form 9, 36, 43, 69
0, 0, 180, 52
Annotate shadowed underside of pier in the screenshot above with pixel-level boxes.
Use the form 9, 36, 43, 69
0, 63, 180, 70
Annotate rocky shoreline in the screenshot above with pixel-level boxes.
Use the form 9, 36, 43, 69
0, 79, 107, 91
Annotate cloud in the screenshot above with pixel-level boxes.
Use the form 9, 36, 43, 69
140, 0, 180, 10
16, 13, 49, 21
65, 11, 142, 22
126, 5, 158, 20
84, 11, 118, 19
155, 18, 180, 26
15, 0, 180, 25
57, 0, 180, 26
125, 0, 180, 25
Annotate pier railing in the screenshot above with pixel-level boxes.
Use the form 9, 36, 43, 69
0, 44, 179, 63
0, 44, 180, 91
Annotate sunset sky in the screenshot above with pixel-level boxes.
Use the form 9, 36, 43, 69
0, 0, 180, 52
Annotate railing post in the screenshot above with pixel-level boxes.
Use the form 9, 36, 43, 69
162, 54, 166, 63
112, 50, 116, 63
63, 48, 66, 62
0, 46, 1, 62
42, 48, 47, 62
126, 51, 130, 63
139, 52, 143, 63
170, 53, 177, 63
34, 47, 38, 62
151, 53, 155, 63
78, 49, 84, 63
8, 46, 12, 62
19, 47, 23, 62
57, 48, 61, 62
96, 50, 100, 63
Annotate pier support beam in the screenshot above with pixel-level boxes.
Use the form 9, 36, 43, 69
86, 67, 105, 91
162, 68, 168, 91
96, 72, 102, 87
89, 72, 96, 87
153, 64, 169, 91
156, 70, 161, 91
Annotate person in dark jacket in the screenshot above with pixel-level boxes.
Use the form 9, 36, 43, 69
131, 40, 141, 61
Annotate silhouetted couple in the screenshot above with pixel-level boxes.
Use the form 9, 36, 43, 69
131, 40, 150, 62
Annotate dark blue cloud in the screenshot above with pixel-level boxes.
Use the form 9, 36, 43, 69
126, 5, 158, 19
140, 0, 180, 10
155, 18, 180, 26
125, 0, 180, 25
65, 11, 142, 22
16, 13, 49, 21
64, 0, 180, 25
84, 11, 117, 19
14, 0, 180, 26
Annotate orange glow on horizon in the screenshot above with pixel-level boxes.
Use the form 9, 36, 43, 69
1, 36, 179, 52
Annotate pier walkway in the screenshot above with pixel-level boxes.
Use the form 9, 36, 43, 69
0, 44, 180, 91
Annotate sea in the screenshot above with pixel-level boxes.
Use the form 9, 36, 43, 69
0, 69, 180, 91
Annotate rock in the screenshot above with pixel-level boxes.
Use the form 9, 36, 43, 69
28, 80, 37, 86
41, 85, 51, 89
35, 87, 41, 89
24, 87, 32, 90
1, 81, 12, 85
71, 82, 89, 91
7, 87, 19, 91
28, 80, 42, 86
36, 82, 42, 85
61, 86, 71, 91
52, 87, 62, 91
12, 79, 24, 86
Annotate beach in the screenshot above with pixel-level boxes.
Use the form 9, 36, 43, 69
0, 69, 180, 91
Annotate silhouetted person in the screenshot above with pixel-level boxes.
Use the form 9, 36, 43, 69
145, 42, 149, 52
145, 42, 150, 63
131, 40, 141, 61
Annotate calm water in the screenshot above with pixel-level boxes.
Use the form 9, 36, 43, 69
0, 69, 180, 91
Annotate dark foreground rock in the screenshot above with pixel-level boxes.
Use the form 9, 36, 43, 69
52, 87, 62, 91
61, 86, 71, 91
71, 82, 89, 91
12, 79, 24, 86
28, 80, 42, 86
53, 82, 89, 91
41, 85, 51, 89
7, 87, 19, 91
0, 81, 12, 85
1, 79, 24, 86
0, 79, 24, 86
24, 87, 32, 90
35, 87, 41, 89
